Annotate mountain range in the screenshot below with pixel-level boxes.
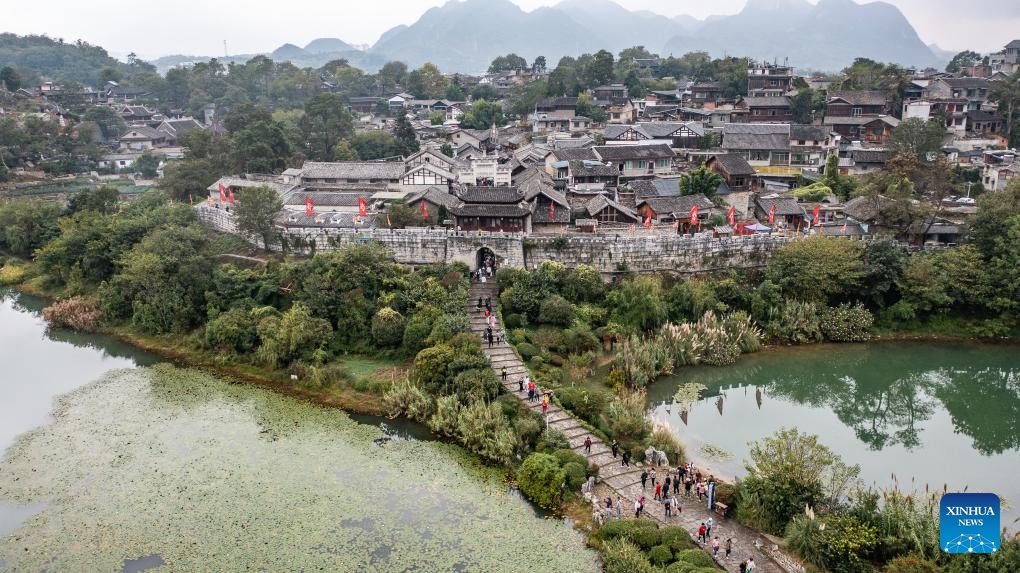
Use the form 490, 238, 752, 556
148, 0, 944, 75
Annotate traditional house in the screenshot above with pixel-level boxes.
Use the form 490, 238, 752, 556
594, 84, 629, 100
825, 115, 899, 142
593, 144, 676, 178
825, 91, 890, 117
581, 195, 641, 225
520, 174, 571, 233
605, 98, 637, 124
404, 186, 462, 224
544, 147, 598, 177
688, 82, 722, 105
448, 186, 531, 232
966, 110, 1004, 136
753, 195, 806, 228
602, 122, 704, 148
981, 150, 1019, 190
535, 97, 578, 117
300, 161, 406, 190
120, 105, 158, 124
119, 126, 165, 150
789, 124, 832, 169
155, 117, 204, 145
564, 160, 620, 190
747, 62, 795, 94
736, 96, 793, 123
635, 194, 714, 226
925, 77, 992, 111
847, 149, 891, 174
705, 154, 754, 192
348, 96, 381, 114
450, 128, 496, 153
721, 124, 791, 168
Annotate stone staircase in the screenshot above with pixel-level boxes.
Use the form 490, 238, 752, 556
466, 279, 801, 573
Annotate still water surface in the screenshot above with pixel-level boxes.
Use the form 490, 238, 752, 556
649, 342, 1020, 511
0, 290, 597, 572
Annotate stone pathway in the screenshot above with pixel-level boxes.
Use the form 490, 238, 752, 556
467, 280, 803, 573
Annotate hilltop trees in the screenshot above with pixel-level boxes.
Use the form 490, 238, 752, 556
232, 185, 283, 250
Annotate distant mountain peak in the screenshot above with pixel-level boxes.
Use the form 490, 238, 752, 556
304, 38, 355, 54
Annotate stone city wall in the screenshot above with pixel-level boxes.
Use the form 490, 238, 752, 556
198, 206, 792, 274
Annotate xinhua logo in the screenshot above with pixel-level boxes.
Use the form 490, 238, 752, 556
940, 493, 1000, 554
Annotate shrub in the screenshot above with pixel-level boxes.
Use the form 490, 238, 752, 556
427, 395, 461, 436
516, 342, 540, 361
402, 310, 439, 355
0, 263, 26, 285
452, 368, 501, 403
41, 296, 104, 331
601, 539, 656, 573
517, 452, 565, 510
426, 313, 470, 345
455, 398, 518, 464
537, 427, 570, 452
607, 390, 652, 451
504, 313, 523, 329
382, 377, 433, 420
631, 527, 662, 551
204, 307, 258, 353
597, 518, 659, 542
410, 344, 456, 393
531, 326, 565, 351
648, 544, 674, 566
538, 294, 575, 326
659, 526, 695, 553
820, 302, 874, 342
514, 414, 543, 451
562, 461, 587, 491
556, 387, 609, 425
255, 302, 333, 368
371, 307, 406, 347
766, 299, 823, 344
673, 549, 716, 568
648, 423, 686, 465
883, 557, 943, 573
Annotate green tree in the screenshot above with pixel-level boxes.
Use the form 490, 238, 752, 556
439, 143, 454, 157
766, 236, 865, 304
351, 131, 403, 160
488, 53, 528, 73
66, 186, 120, 215
0, 200, 63, 258
0, 66, 22, 91
255, 302, 333, 368
232, 185, 282, 250
376, 61, 407, 92
945, 50, 981, 74
532, 56, 547, 73
460, 99, 505, 129
393, 111, 420, 155
132, 150, 162, 178
740, 428, 860, 535
575, 90, 607, 123
607, 275, 667, 332
299, 93, 355, 161
989, 70, 1020, 147
679, 166, 723, 197
888, 117, 947, 161
517, 452, 565, 510
83, 106, 127, 140
231, 120, 291, 173
404, 62, 449, 99
332, 138, 359, 160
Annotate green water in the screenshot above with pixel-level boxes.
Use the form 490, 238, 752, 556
648, 342, 1020, 510
0, 291, 597, 572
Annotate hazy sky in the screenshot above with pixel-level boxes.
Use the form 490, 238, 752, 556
6, 0, 1019, 60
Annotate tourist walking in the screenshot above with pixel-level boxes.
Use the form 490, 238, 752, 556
476, 297, 482, 309
584, 436, 592, 454
640, 470, 648, 490
518, 378, 525, 393
649, 468, 657, 488
697, 523, 707, 544
615, 499, 622, 520
664, 495, 672, 517
706, 517, 714, 539
725, 538, 733, 560
673, 472, 681, 495
664, 476, 671, 495
684, 477, 693, 498
621, 450, 631, 467
527, 380, 536, 402
712, 537, 720, 557
746, 557, 756, 572
484, 297, 491, 312
610, 440, 619, 458
739, 561, 747, 573
501, 367, 507, 381
487, 331, 494, 348
634, 499, 642, 518
670, 495, 680, 517
654, 483, 662, 501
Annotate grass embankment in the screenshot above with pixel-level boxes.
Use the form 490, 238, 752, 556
12, 274, 404, 418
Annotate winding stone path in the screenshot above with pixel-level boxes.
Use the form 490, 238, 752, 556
468, 280, 803, 573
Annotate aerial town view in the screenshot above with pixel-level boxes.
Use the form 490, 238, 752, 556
0, 0, 1018, 571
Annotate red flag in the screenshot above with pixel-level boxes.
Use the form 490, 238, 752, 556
549, 200, 555, 220
358, 197, 368, 217
420, 201, 429, 218
305, 196, 314, 217
218, 183, 227, 204
644, 214, 653, 228
812, 205, 820, 227
689, 205, 699, 225
727, 205, 735, 226
768, 203, 776, 225
227, 188, 236, 204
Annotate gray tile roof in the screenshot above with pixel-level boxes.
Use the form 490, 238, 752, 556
636, 194, 714, 216
449, 204, 530, 217
301, 161, 405, 180
584, 195, 640, 221
743, 96, 791, 108
594, 144, 676, 161
405, 186, 461, 210
456, 186, 525, 204
553, 147, 598, 161
850, 149, 890, 163
827, 91, 888, 107
569, 160, 618, 178
790, 124, 829, 141
721, 123, 790, 151
944, 77, 991, 89
708, 154, 755, 176
285, 192, 369, 207
629, 179, 680, 200
756, 195, 805, 216
210, 177, 298, 197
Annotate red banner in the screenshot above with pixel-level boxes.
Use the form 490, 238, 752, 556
358, 197, 368, 217
218, 183, 227, 204
305, 196, 314, 217
768, 203, 776, 225
689, 204, 699, 225
812, 205, 820, 226
227, 188, 236, 203
727, 205, 735, 226
420, 201, 429, 218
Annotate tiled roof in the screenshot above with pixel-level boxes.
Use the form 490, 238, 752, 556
603, 124, 643, 140
553, 147, 598, 161
629, 179, 678, 200
756, 195, 805, 216
721, 123, 790, 151
850, 149, 890, 163
967, 109, 1003, 121
743, 96, 791, 108
594, 144, 676, 161
405, 186, 461, 210
456, 186, 525, 204
285, 192, 369, 207
449, 204, 530, 217
790, 124, 829, 141
827, 90, 888, 106
708, 154, 755, 176
208, 177, 297, 197
944, 77, 991, 89
584, 195, 640, 221
531, 198, 572, 223
301, 161, 405, 180
569, 160, 618, 178
637, 194, 713, 216
551, 136, 594, 150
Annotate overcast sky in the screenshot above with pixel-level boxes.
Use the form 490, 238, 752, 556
7, 0, 1019, 61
